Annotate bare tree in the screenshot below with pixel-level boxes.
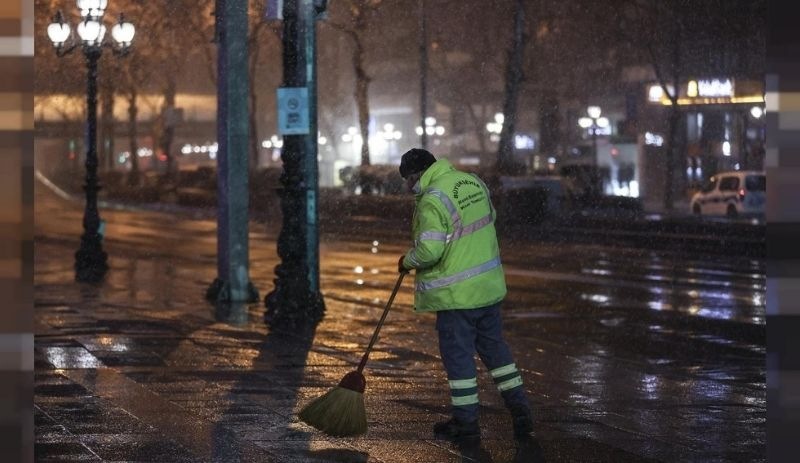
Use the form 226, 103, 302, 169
110, 1, 165, 185
97, 71, 117, 172
429, 52, 496, 158
497, 0, 527, 174
124, 89, 141, 184
615, 0, 687, 211
151, 0, 208, 176
617, 0, 766, 210
325, 0, 383, 170
34, 0, 84, 95
247, 2, 282, 170
423, 0, 508, 162
523, 1, 626, 162
183, 0, 284, 171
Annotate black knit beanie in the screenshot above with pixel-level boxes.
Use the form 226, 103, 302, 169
399, 148, 436, 179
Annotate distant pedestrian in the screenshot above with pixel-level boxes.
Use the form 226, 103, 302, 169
397, 148, 533, 440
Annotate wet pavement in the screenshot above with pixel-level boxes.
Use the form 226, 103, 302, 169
34, 183, 765, 462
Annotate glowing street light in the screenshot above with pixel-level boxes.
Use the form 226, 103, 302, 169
46, 1, 135, 283
416, 117, 444, 139
486, 112, 504, 142
578, 106, 608, 166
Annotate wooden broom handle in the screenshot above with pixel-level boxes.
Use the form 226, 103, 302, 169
357, 270, 407, 373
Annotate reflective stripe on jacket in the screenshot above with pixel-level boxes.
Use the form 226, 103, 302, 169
403, 159, 507, 312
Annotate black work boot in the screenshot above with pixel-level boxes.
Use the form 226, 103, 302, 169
433, 417, 480, 440
510, 406, 533, 438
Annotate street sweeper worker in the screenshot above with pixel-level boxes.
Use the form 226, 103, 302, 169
397, 148, 534, 440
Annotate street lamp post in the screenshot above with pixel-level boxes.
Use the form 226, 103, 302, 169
47, 1, 135, 283
578, 106, 609, 166
265, 0, 327, 329
744, 105, 764, 170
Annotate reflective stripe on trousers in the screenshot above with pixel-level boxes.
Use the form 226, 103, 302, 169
449, 377, 479, 406
490, 363, 524, 392
436, 304, 529, 422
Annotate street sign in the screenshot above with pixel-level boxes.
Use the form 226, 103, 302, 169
277, 87, 310, 135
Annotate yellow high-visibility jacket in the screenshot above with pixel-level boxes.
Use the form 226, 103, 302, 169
402, 159, 507, 312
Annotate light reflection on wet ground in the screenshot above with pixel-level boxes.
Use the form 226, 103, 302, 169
34, 185, 764, 462
500, 246, 765, 327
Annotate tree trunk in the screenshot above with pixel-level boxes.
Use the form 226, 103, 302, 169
663, 107, 680, 212
351, 31, 372, 194
127, 91, 140, 186
100, 84, 115, 171
419, 0, 428, 150
662, 8, 682, 212
538, 95, 560, 157
464, 101, 487, 156
160, 78, 177, 176
497, 0, 526, 175
354, 37, 371, 168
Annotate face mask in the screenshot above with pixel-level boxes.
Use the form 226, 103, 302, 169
412, 179, 422, 194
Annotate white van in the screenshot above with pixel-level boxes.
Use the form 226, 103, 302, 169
690, 171, 766, 218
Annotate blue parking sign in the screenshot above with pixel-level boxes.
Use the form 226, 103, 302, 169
277, 87, 309, 135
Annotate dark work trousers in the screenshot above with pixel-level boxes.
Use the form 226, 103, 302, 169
435, 302, 529, 423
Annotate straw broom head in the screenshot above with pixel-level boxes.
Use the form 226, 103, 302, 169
298, 371, 367, 437
299, 272, 407, 438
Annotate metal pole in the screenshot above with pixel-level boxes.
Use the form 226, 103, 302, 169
593, 125, 600, 194
265, 0, 325, 329
304, 0, 321, 295
741, 110, 749, 170
419, 0, 427, 149
75, 47, 108, 282
206, 0, 259, 303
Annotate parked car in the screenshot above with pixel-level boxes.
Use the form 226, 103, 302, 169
690, 171, 766, 218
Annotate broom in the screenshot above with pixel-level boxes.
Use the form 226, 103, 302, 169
298, 270, 407, 437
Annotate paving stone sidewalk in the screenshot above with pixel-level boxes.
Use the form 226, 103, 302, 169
34, 232, 764, 463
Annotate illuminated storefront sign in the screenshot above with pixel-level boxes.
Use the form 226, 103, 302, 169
648, 84, 674, 102
648, 78, 763, 106
695, 79, 734, 97
648, 85, 664, 102
514, 134, 535, 150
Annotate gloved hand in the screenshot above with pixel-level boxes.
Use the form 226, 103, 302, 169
398, 255, 408, 273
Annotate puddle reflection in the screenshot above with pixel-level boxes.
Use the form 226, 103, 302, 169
43, 346, 103, 369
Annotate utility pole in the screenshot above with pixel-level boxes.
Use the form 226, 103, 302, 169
265, 0, 326, 329
419, 0, 428, 150
206, 0, 259, 303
